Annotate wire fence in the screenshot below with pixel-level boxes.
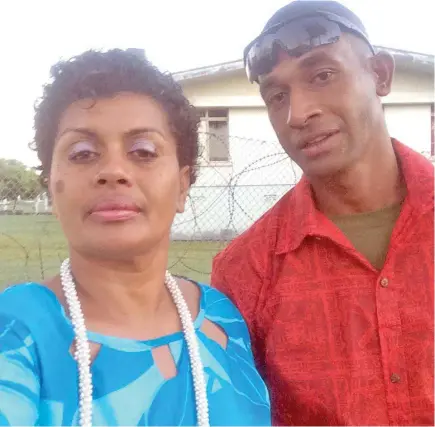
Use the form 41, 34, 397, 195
1, 133, 433, 288
0, 134, 301, 287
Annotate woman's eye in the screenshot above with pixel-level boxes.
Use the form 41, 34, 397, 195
129, 139, 157, 160
68, 142, 98, 163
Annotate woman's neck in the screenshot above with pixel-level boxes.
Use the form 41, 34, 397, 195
66, 246, 172, 328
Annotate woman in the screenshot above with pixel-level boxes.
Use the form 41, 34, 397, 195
0, 49, 270, 426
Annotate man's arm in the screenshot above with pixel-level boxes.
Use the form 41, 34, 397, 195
211, 234, 268, 374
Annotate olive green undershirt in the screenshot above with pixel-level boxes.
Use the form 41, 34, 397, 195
330, 203, 402, 270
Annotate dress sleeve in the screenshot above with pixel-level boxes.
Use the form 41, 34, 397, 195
0, 314, 40, 426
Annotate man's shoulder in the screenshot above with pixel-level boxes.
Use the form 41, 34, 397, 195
393, 140, 434, 208
394, 139, 434, 175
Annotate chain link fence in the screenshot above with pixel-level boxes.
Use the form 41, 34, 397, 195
0, 134, 300, 288
1, 133, 433, 289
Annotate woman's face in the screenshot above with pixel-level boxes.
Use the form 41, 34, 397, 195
49, 92, 190, 259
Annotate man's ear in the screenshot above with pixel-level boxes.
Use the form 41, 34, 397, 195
370, 51, 395, 97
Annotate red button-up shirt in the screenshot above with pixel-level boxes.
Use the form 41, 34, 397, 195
212, 141, 434, 426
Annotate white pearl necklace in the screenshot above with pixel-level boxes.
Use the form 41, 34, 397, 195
60, 258, 210, 427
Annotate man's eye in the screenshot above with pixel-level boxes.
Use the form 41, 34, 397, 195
312, 71, 334, 84
267, 92, 288, 107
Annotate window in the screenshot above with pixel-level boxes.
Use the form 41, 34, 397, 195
198, 108, 230, 162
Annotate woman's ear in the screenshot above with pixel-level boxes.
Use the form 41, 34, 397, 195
46, 177, 58, 218
176, 166, 191, 214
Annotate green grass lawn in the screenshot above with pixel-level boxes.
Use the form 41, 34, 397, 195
0, 215, 229, 290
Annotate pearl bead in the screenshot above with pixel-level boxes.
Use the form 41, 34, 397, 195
60, 258, 210, 427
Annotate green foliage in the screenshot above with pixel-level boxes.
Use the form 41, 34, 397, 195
0, 159, 42, 201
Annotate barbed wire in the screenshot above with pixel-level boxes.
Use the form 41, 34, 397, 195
1, 132, 433, 286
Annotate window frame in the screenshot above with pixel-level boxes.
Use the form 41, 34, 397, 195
197, 108, 231, 165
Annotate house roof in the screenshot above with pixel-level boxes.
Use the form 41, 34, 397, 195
174, 46, 434, 82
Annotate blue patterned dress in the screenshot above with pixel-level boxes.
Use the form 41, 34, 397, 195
0, 282, 270, 426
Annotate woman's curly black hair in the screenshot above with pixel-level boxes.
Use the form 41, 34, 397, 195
32, 49, 199, 185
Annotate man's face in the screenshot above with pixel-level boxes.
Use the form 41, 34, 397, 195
259, 35, 394, 178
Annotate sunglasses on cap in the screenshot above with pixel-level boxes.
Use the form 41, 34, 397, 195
244, 11, 375, 83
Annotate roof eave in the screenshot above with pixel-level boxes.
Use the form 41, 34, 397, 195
174, 60, 244, 82
174, 46, 434, 82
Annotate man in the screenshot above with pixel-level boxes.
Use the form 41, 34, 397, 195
211, 1, 434, 425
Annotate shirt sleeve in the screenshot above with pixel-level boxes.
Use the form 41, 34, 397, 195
0, 315, 40, 426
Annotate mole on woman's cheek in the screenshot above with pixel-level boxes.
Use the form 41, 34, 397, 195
54, 180, 65, 194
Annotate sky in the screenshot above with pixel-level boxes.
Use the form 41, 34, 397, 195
0, 0, 434, 167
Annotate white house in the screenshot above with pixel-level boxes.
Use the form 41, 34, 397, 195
170, 47, 434, 240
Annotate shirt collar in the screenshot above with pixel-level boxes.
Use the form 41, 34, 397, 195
275, 139, 434, 255
393, 139, 434, 212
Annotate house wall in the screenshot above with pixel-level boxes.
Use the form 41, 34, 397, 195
172, 65, 434, 239
173, 107, 297, 239
182, 66, 434, 158
181, 68, 435, 107
384, 104, 433, 154
195, 102, 434, 187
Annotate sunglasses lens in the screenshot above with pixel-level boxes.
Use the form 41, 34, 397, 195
245, 16, 345, 82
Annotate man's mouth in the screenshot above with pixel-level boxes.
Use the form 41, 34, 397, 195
300, 130, 340, 157
302, 131, 338, 148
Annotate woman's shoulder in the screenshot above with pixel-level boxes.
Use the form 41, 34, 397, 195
1, 281, 56, 306
196, 281, 243, 318
0, 285, 48, 360
0, 282, 65, 330
195, 281, 253, 342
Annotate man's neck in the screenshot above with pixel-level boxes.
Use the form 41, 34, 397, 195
309, 140, 405, 217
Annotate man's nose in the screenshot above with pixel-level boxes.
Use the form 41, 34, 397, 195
286, 91, 322, 129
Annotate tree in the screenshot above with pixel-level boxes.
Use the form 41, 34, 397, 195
0, 159, 42, 205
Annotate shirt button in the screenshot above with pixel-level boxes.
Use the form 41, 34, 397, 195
390, 373, 401, 383
380, 277, 389, 288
